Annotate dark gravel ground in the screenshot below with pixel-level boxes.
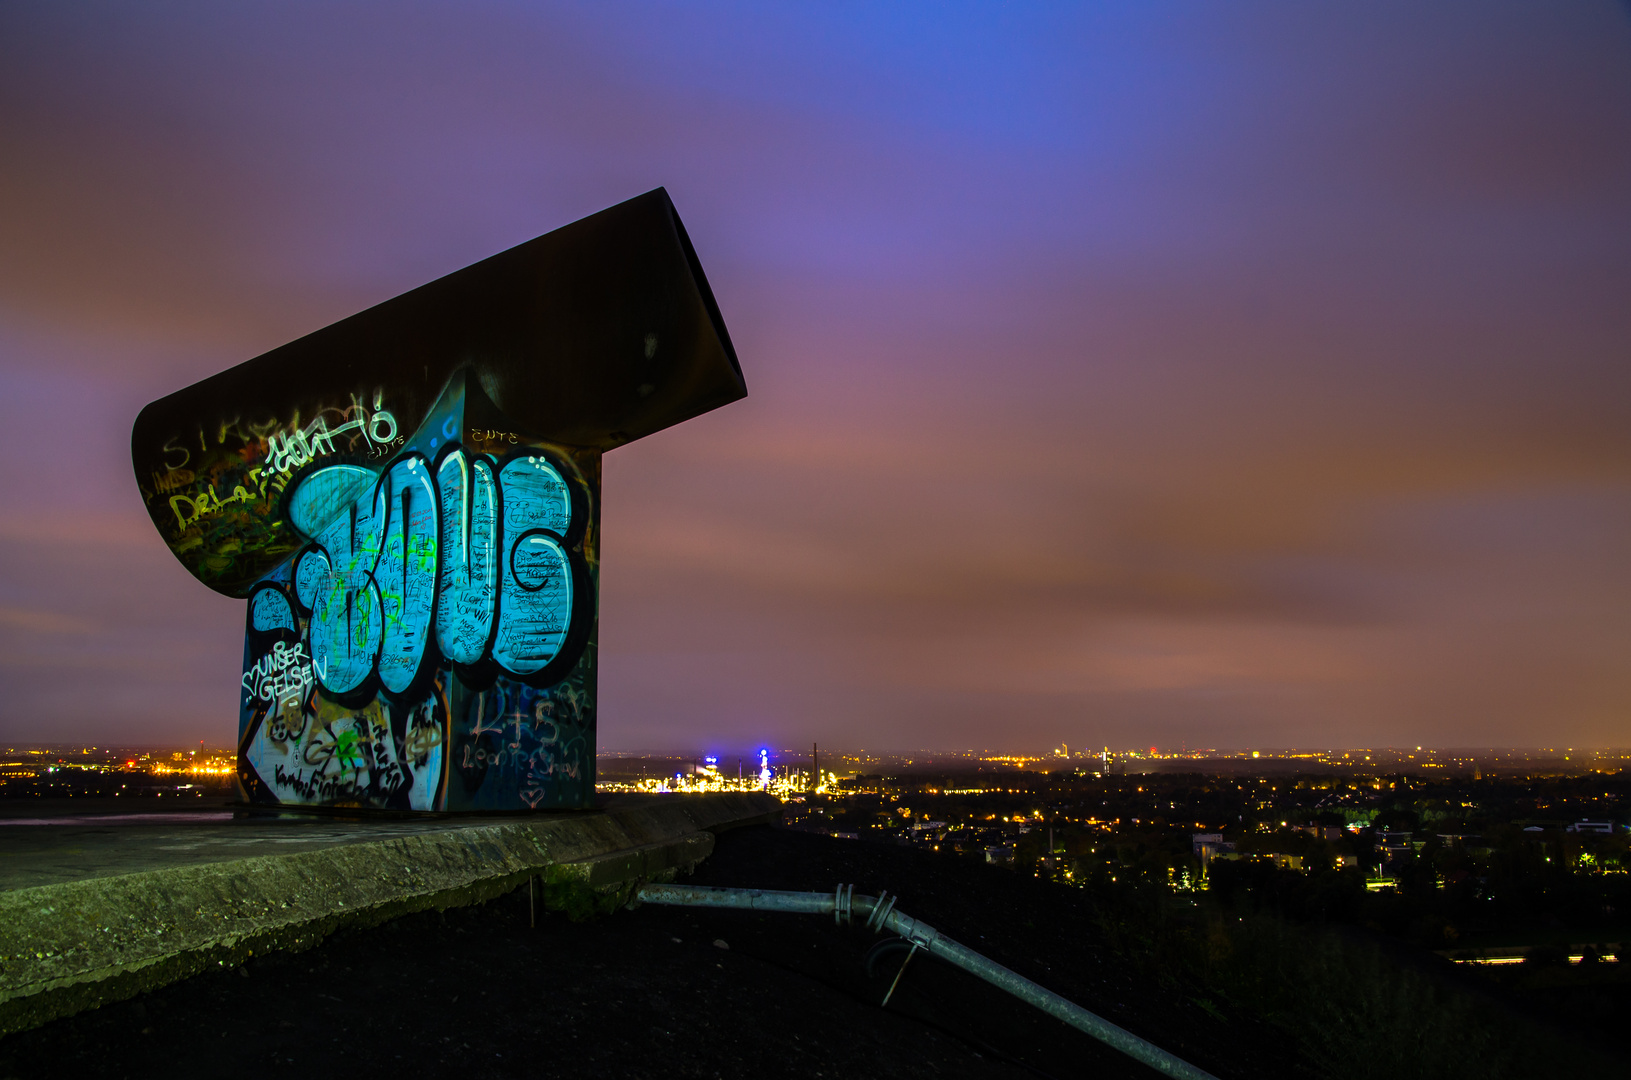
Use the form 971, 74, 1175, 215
0, 825, 1308, 1080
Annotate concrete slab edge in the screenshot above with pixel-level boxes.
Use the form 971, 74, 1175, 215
551, 831, 716, 889
0, 793, 778, 1037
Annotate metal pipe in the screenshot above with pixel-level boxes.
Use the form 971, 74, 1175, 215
635, 883, 1217, 1080
634, 882, 839, 915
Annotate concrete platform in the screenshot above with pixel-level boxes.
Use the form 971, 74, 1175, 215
0, 792, 780, 1036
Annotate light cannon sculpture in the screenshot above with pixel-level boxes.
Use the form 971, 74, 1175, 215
131, 190, 744, 812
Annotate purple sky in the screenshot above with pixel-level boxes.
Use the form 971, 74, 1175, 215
2, 2, 1629, 752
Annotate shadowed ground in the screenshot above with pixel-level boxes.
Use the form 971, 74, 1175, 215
0, 824, 1311, 1079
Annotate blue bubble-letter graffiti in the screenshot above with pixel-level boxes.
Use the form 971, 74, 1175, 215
291, 465, 386, 695
435, 450, 498, 665
286, 449, 579, 691
374, 456, 439, 694
495, 455, 575, 675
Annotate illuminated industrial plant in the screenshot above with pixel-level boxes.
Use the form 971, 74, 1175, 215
598, 751, 839, 801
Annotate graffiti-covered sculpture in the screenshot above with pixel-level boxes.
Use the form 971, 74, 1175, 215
131, 189, 745, 812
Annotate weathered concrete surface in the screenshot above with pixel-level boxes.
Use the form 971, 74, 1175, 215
0, 792, 779, 1036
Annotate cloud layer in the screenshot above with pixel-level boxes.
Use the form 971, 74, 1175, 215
2, 2, 1629, 750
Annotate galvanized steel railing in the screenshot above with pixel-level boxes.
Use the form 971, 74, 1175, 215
635, 882, 1218, 1080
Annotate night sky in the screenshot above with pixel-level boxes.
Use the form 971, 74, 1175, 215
2, 3, 1629, 752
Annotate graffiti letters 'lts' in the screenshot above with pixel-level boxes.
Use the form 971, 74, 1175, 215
131, 188, 745, 812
